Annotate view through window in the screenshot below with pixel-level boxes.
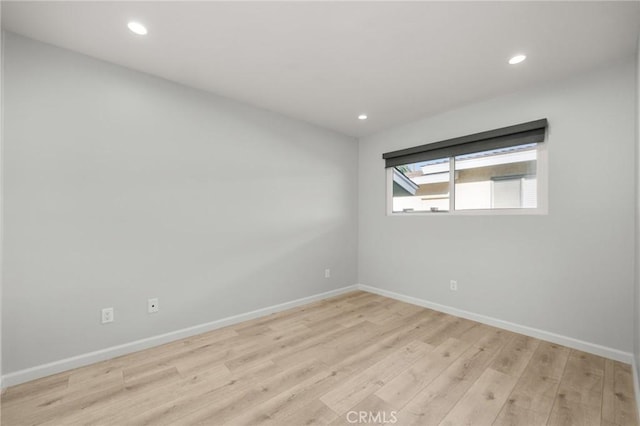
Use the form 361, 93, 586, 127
391, 143, 538, 213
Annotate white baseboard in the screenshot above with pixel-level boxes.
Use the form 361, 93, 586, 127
4, 283, 632, 388
1, 285, 358, 388
356, 284, 633, 364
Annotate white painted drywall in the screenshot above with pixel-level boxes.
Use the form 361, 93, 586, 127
634, 35, 640, 386
0, 8, 4, 391
1, 33, 358, 374
359, 58, 636, 354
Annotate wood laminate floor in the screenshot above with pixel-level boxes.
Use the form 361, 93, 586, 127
1, 291, 638, 425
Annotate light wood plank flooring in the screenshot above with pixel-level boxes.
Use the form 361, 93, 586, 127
2, 291, 637, 425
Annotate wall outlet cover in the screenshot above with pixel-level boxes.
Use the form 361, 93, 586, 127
101, 307, 114, 324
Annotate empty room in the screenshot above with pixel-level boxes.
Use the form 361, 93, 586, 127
1, 1, 640, 425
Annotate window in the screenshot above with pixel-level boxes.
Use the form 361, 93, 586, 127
384, 120, 548, 214
392, 158, 451, 212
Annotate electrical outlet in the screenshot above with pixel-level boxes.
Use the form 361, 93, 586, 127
101, 307, 114, 324
148, 298, 159, 313
325, 269, 331, 279
450, 280, 458, 291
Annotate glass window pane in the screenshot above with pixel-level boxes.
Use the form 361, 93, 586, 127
392, 158, 450, 213
521, 176, 537, 208
454, 143, 537, 210
493, 178, 522, 208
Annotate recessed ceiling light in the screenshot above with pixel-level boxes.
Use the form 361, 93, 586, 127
508, 54, 526, 65
358, 114, 368, 120
128, 21, 148, 36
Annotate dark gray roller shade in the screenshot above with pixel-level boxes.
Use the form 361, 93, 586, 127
382, 119, 548, 168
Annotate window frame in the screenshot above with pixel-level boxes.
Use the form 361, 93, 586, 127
386, 141, 548, 216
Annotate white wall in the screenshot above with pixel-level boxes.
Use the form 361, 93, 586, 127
0, 7, 4, 391
359, 58, 636, 355
634, 35, 640, 390
2, 33, 358, 375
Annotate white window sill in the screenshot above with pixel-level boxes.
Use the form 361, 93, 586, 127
388, 208, 548, 216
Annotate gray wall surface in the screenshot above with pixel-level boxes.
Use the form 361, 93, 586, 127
635, 36, 639, 384
359, 58, 636, 354
2, 33, 358, 374
0, 11, 4, 386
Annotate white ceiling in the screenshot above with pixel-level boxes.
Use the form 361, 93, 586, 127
2, 1, 639, 137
